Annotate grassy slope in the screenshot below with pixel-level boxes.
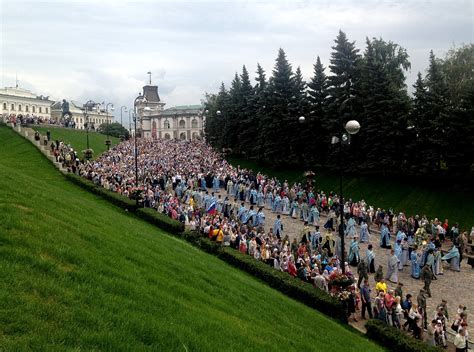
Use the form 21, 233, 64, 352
34, 126, 119, 158
228, 157, 473, 231
0, 125, 382, 351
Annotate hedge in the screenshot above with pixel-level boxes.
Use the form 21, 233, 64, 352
65, 173, 138, 211
135, 208, 184, 234
365, 319, 443, 352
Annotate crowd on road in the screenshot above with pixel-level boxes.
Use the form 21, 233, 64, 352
73, 137, 472, 350
5, 114, 77, 128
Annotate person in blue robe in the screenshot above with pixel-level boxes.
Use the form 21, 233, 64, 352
257, 190, 265, 207
212, 176, 220, 192
290, 200, 299, 219
265, 192, 273, 210
203, 192, 211, 211
310, 226, 321, 251
441, 245, 460, 271
237, 203, 247, 222
366, 244, 375, 273
359, 221, 369, 243
216, 195, 223, 213
300, 201, 309, 222
380, 223, 391, 248
200, 177, 207, 191
272, 195, 281, 213
410, 247, 421, 279
346, 217, 357, 238
273, 215, 283, 239
281, 196, 290, 215
348, 238, 360, 266
249, 188, 258, 205
247, 206, 257, 226
256, 208, 265, 227
308, 205, 320, 226
396, 230, 406, 243
394, 240, 403, 270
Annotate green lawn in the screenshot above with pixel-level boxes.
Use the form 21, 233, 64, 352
228, 157, 474, 231
34, 126, 120, 158
0, 125, 382, 351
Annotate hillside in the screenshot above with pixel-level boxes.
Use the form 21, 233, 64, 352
0, 125, 382, 351
34, 126, 120, 158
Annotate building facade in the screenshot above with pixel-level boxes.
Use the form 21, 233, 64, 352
136, 85, 204, 140
50, 100, 113, 130
0, 86, 53, 120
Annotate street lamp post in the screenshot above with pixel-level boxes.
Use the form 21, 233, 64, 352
120, 106, 127, 128
299, 114, 360, 275
105, 103, 114, 150
133, 94, 148, 206
83, 100, 97, 160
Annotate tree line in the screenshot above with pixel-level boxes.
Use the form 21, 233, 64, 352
203, 30, 473, 178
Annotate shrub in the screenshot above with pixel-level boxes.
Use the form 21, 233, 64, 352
135, 208, 184, 234
365, 319, 442, 352
65, 174, 137, 211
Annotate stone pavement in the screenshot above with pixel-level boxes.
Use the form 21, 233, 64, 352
221, 190, 474, 342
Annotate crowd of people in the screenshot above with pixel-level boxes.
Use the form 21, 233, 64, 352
5, 113, 76, 128
73, 137, 472, 350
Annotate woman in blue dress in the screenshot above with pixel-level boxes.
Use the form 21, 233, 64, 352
359, 220, 369, 243
410, 246, 421, 279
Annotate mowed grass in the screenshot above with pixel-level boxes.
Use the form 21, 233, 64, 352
34, 126, 120, 158
228, 157, 474, 231
0, 125, 383, 351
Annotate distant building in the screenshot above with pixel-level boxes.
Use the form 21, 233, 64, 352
50, 100, 114, 130
135, 84, 204, 140
0, 86, 53, 120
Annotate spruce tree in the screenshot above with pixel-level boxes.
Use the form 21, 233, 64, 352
424, 51, 450, 172
261, 48, 296, 166
325, 30, 361, 171
358, 38, 411, 173
237, 65, 256, 156
307, 56, 329, 165
254, 63, 268, 161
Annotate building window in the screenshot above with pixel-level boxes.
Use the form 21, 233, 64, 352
164, 120, 170, 129
191, 119, 198, 128
3, 103, 6, 110
46, 107, 49, 113
179, 132, 186, 140
11, 104, 15, 110
39, 107, 42, 113
164, 133, 171, 139
26, 105, 29, 112
179, 120, 186, 129
32, 106, 36, 113
192, 132, 198, 139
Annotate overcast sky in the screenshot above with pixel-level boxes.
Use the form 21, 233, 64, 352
1, 0, 472, 124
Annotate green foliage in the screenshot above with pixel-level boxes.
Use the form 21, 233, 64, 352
203, 31, 473, 179
135, 208, 184, 234
365, 319, 442, 352
98, 122, 130, 139
0, 126, 383, 351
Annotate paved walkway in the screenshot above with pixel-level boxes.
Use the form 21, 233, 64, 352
222, 189, 474, 344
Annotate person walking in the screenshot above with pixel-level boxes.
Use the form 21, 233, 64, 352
420, 264, 434, 298
360, 279, 373, 320
357, 259, 369, 289
417, 289, 428, 329
454, 328, 468, 352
